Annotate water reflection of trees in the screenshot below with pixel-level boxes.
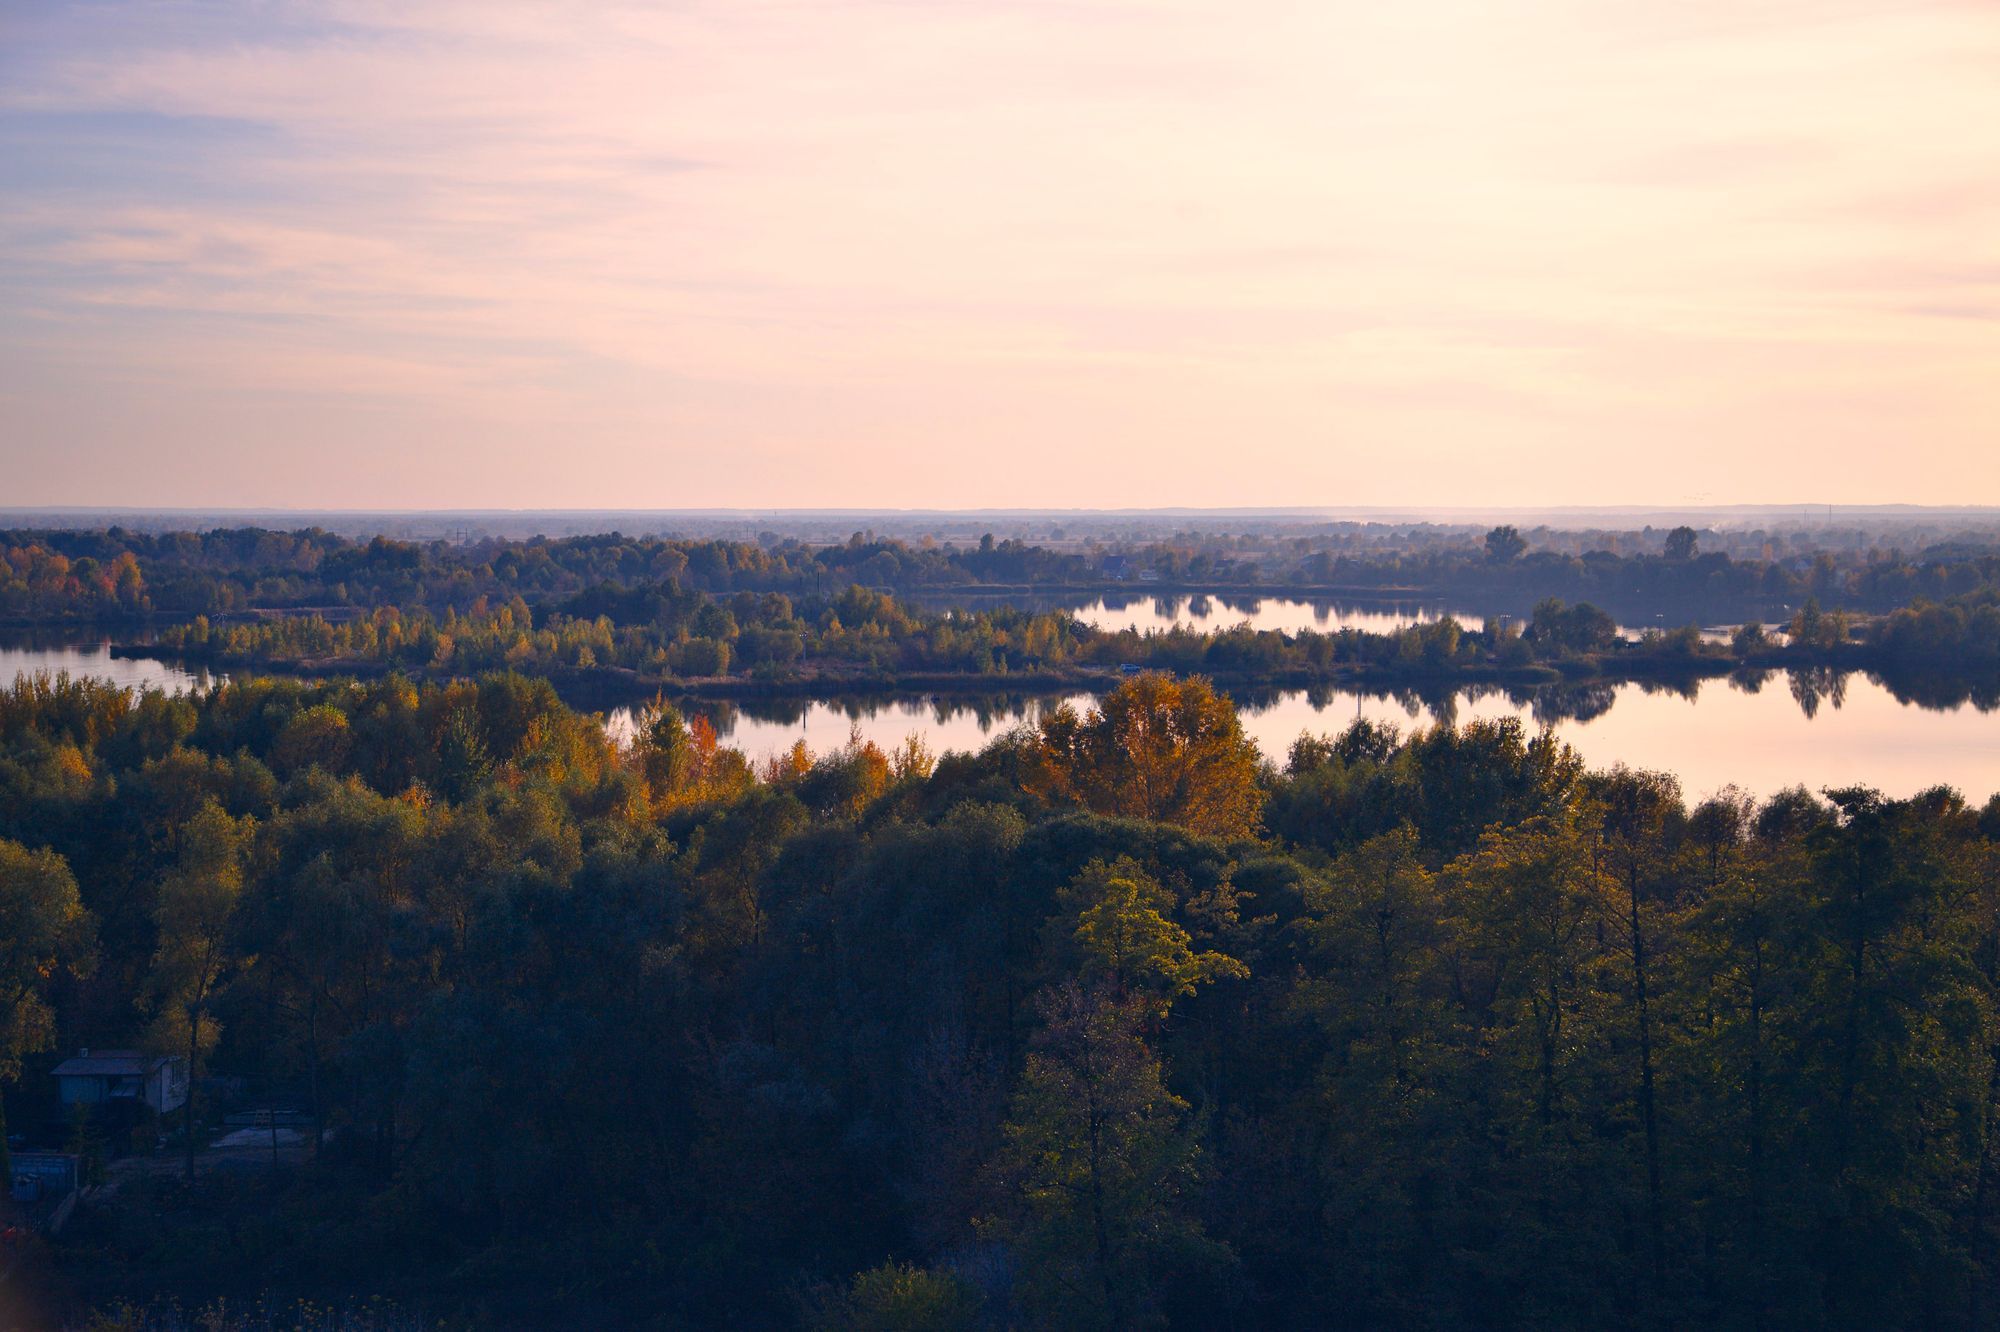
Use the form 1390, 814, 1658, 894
1787, 667, 1848, 720
666, 691, 1067, 739
1719, 664, 1999, 719
598, 659, 1999, 749
1633, 676, 1703, 705
1868, 667, 2000, 713
1235, 665, 1997, 733
1526, 683, 1619, 725
1727, 668, 1766, 696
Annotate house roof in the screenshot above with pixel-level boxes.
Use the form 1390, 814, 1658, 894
51, 1050, 152, 1078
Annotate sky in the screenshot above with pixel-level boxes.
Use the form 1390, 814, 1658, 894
2, 0, 1997, 511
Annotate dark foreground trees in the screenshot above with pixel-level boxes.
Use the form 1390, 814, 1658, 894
3, 669, 1999, 1329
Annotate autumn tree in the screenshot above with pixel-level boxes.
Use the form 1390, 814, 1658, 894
1029, 674, 1264, 839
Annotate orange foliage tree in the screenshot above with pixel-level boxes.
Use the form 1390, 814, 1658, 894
1029, 673, 1264, 839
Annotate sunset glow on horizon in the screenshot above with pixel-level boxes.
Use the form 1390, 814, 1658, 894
4, 0, 1997, 509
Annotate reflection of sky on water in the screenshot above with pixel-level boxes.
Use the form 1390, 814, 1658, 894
0, 637, 221, 693
610, 673, 2000, 803
926, 593, 1752, 644
1233, 675, 2000, 803
1054, 595, 1488, 636
11, 636, 1991, 805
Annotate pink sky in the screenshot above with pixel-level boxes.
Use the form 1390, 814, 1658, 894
2, 0, 1997, 509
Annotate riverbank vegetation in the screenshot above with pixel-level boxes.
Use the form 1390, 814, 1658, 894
2, 669, 1999, 1328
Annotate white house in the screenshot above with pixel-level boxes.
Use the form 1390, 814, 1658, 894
51, 1048, 188, 1115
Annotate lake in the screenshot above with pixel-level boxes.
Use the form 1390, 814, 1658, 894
0, 633, 221, 694
612, 671, 2000, 804
6, 635, 1993, 805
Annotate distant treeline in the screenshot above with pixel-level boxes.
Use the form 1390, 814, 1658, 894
1, 528, 1092, 621
7, 524, 2000, 624
3, 670, 2000, 1328
1330, 525, 2000, 618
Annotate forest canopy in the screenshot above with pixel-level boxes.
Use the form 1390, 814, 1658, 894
1, 667, 1997, 1328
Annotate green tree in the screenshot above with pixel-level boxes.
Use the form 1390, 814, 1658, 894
1793, 787, 1983, 1325
147, 799, 252, 1180
635, 696, 696, 794
1062, 858, 1247, 1016
1445, 812, 1634, 1321
435, 706, 493, 801
1485, 525, 1529, 563
271, 702, 353, 777
1293, 827, 1467, 1318
0, 840, 95, 1180
1585, 767, 1686, 1293
1528, 599, 1618, 657
984, 982, 1227, 1329
1680, 788, 1810, 1319
815, 1263, 982, 1332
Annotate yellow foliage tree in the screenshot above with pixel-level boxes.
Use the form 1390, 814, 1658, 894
1065, 858, 1248, 1016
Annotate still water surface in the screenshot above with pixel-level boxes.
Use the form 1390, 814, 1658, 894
1034, 594, 1488, 635
6, 636, 1993, 804
931, 593, 1744, 643
0, 635, 220, 693
611, 674, 1999, 804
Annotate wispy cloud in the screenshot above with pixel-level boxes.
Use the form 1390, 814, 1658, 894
2, 0, 1996, 506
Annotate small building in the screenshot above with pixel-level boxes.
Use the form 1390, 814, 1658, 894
1100, 554, 1130, 580
51, 1049, 188, 1116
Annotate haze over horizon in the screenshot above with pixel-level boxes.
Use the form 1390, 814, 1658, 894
5, 1, 1999, 511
